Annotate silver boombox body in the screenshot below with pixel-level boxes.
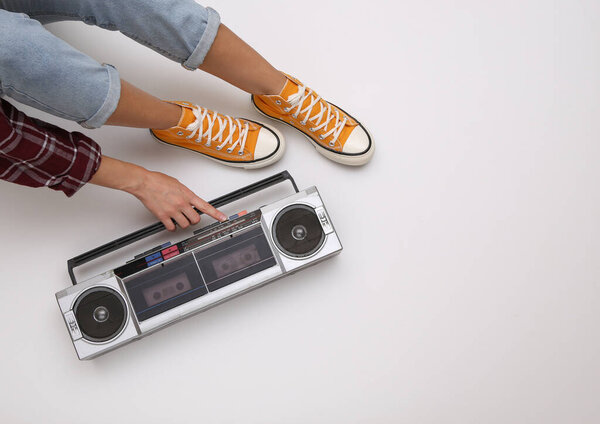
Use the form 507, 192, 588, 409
56, 172, 342, 360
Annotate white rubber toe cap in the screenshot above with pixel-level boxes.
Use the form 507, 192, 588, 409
254, 127, 280, 159
342, 126, 371, 154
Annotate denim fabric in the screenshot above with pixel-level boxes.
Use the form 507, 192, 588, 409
0, 1, 220, 128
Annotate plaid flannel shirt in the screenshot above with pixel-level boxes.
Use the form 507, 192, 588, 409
0, 98, 101, 197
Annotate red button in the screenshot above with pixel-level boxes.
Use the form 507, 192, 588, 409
162, 251, 179, 260
161, 245, 178, 255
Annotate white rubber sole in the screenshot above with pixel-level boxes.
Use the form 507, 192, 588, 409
251, 98, 375, 166
149, 121, 286, 170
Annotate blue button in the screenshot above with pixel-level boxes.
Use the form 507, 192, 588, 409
147, 257, 163, 266
145, 252, 161, 262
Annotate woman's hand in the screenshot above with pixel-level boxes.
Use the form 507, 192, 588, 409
127, 168, 226, 230
89, 155, 226, 230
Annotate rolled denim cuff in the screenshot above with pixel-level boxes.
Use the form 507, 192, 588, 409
182, 7, 221, 70
80, 63, 121, 129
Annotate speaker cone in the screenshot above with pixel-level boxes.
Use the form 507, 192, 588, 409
273, 204, 325, 258
74, 287, 127, 342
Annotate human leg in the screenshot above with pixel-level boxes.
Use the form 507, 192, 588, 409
1, 0, 284, 95
198, 25, 286, 95
1, 0, 371, 164
0, 9, 120, 128
104, 81, 181, 130
0, 5, 282, 168
0, 1, 284, 167
1, 0, 221, 72
0, 9, 179, 131
200, 24, 374, 165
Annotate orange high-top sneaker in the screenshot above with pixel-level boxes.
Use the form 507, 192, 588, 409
150, 101, 285, 169
252, 75, 373, 166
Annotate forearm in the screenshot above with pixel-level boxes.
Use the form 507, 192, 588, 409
88, 155, 145, 195
89, 155, 226, 230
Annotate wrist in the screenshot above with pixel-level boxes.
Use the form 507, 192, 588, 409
89, 155, 149, 197
121, 164, 150, 198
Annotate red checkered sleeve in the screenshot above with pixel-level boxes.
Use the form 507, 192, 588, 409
0, 99, 102, 197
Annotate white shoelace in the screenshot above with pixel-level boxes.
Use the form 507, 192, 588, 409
185, 106, 249, 155
284, 85, 348, 147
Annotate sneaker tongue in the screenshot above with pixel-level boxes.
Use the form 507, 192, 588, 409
280, 78, 327, 124
177, 106, 196, 128
281, 76, 331, 114
278, 78, 300, 101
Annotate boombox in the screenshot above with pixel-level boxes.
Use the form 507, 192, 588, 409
55, 171, 342, 360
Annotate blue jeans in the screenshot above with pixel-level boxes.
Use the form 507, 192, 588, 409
0, 0, 220, 128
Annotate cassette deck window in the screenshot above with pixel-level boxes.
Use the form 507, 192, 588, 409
124, 253, 208, 322
194, 226, 277, 292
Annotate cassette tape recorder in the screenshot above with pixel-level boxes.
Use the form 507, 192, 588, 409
55, 171, 342, 359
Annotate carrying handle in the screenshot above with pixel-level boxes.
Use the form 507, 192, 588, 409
67, 170, 299, 285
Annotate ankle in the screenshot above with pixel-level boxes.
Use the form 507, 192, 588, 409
154, 103, 182, 129
258, 70, 287, 96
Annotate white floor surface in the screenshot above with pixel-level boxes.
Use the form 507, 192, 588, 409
1, 1, 599, 423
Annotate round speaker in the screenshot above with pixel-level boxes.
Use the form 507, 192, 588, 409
272, 204, 325, 258
74, 287, 127, 343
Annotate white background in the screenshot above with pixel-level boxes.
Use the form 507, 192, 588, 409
1, 0, 599, 422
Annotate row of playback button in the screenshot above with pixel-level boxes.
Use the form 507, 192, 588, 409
131, 210, 250, 266
145, 244, 180, 266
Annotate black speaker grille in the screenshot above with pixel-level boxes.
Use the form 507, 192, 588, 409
74, 287, 127, 342
273, 204, 325, 258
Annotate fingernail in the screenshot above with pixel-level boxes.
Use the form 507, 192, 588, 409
219, 213, 227, 222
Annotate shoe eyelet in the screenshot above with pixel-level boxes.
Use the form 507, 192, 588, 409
284, 107, 291, 112
275, 100, 282, 105
238, 151, 244, 156
216, 146, 222, 150
309, 127, 315, 132
300, 121, 307, 125
329, 141, 335, 147
319, 135, 325, 140
227, 148, 233, 153
177, 131, 184, 136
